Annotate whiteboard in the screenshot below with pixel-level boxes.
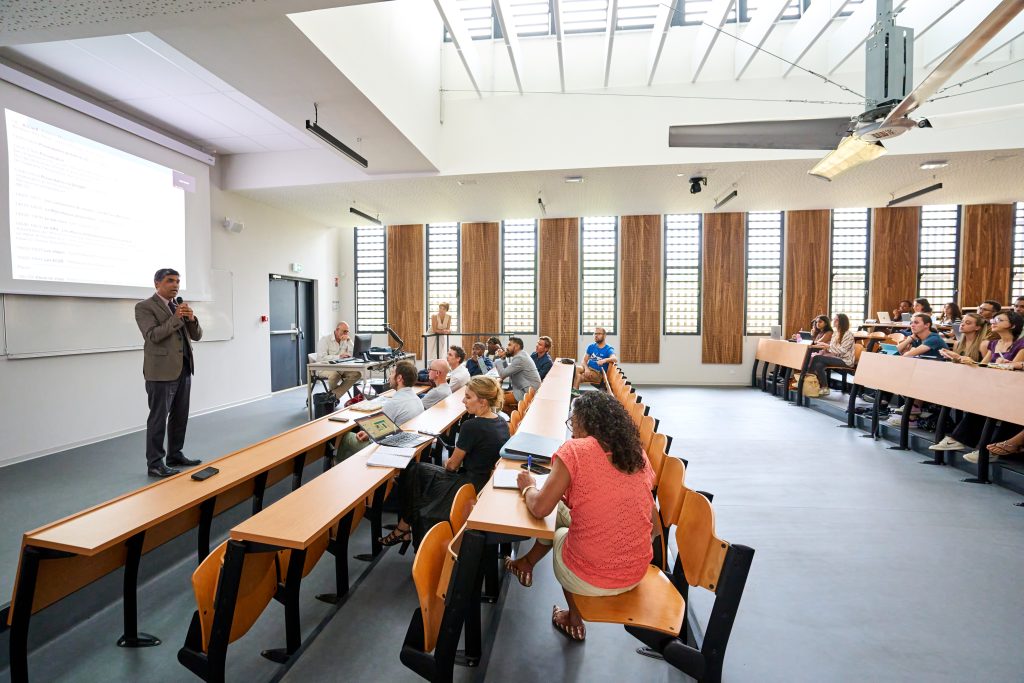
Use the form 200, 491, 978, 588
1, 269, 233, 358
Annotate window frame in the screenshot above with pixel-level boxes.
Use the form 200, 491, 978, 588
828, 207, 871, 328
425, 222, 462, 333
1011, 201, 1024, 300
743, 210, 785, 336
501, 218, 539, 335
579, 215, 620, 335
662, 212, 703, 335
916, 204, 962, 305
353, 224, 388, 335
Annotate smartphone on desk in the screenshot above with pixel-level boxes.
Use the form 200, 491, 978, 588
191, 466, 219, 481
329, 415, 350, 423
520, 462, 551, 475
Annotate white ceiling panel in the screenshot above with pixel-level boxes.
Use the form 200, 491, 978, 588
177, 92, 284, 136
6, 42, 165, 101
204, 136, 270, 154
72, 34, 220, 97
117, 96, 239, 139
251, 133, 317, 152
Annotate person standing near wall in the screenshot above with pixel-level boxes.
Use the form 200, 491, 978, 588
135, 268, 203, 477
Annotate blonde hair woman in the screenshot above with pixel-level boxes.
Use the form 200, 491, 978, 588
429, 302, 452, 361
939, 313, 988, 363
379, 376, 508, 553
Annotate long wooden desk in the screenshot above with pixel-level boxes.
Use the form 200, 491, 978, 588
5, 388, 421, 683
178, 389, 469, 681
751, 338, 814, 405
846, 352, 1024, 478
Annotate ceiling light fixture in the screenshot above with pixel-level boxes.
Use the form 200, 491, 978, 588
350, 207, 381, 225
808, 136, 887, 181
564, 175, 584, 183
919, 160, 948, 170
887, 182, 943, 207
306, 103, 368, 169
714, 189, 739, 210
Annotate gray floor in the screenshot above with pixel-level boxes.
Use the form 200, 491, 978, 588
2, 386, 1023, 682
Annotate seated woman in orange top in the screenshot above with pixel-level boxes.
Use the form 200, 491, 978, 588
507, 391, 655, 642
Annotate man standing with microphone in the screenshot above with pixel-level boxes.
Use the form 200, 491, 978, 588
135, 268, 203, 477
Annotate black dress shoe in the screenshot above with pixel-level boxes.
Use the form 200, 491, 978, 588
166, 455, 201, 467
148, 464, 180, 478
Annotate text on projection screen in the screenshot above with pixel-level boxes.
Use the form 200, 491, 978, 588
6, 108, 192, 289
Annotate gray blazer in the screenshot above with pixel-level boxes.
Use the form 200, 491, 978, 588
494, 353, 542, 401
135, 294, 203, 381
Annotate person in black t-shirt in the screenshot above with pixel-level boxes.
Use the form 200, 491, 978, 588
379, 376, 510, 552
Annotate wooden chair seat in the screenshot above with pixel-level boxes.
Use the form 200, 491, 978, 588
573, 565, 685, 635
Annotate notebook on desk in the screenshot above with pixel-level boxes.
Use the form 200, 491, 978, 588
493, 469, 549, 490
879, 343, 900, 355
499, 432, 563, 463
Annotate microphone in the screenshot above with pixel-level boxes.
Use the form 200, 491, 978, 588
174, 296, 183, 305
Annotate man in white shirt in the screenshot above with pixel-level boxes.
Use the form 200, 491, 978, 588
422, 359, 453, 409
335, 361, 423, 462
447, 345, 470, 391
316, 322, 362, 399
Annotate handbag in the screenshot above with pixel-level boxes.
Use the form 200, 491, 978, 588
801, 374, 820, 397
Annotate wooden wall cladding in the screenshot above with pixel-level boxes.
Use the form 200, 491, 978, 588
784, 210, 831, 336
539, 218, 580, 361
959, 204, 1014, 305
620, 215, 661, 363
460, 222, 501, 349
701, 212, 745, 364
870, 207, 920, 316
386, 224, 424, 357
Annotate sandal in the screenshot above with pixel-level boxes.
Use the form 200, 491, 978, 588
378, 527, 412, 556
987, 441, 1024, 457
551, 605, 586, 642
503, 556, 533, 588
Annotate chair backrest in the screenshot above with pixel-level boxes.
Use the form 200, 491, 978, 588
192, 540, 278, 652
518, 398, 528, 414
627, 401, 645, 429
676, 490, 730, 591
509, 410, 522, 435
411, 522, 455, 653
868, 331, 886, 339
852, 343, 865, 366
639, 414, 656, 451
646, 432, 669, 487
525, 386, 536, 405
657, 456, 686, 528
448, 484, 477, 534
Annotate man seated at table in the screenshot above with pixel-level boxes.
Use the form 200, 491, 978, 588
977, 300, 1001, 322
1015, 296, 1024, 316
573, 327, 618, 390
531, 335, 554, 380
447, 345, 471, 391
890, 299, 913, 322
486, 336, 503, 362
422, 359, 453, 409
466, 342, 493, 377
334, 361, 423, 462
494, 336, 542, 413
316, 321, 363, 399
896, 314, 949, 358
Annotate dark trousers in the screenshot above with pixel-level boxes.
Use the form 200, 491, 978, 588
145, 366, 192, 467
809, 354, 852, 386
951, 412, 1021, 448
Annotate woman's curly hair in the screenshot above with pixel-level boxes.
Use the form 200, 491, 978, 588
571, 391, 645, 474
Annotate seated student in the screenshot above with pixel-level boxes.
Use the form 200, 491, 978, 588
421, 359, 452, 410
1015, 296, 1024, 317
573, 327, 618, 390
506, 391, 655, 642
531, 335, 554, 380
485, 336, 503, 362
956, 311, 1024, 367
891, 299, 913, 321
938, 313, 988, 364
807, 314, 855, 397
977, 300, 1001, 323
938, 301, 962, 326
895, 313, 948, 358
913, 298, 932, 315
334, 361, 423, 462
446, 345, 470, 391
378, 376, 509, 551
494, 336, 543, 412
466, 342, 493, 376
791, 315, 832, 345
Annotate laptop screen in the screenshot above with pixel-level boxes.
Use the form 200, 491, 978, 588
356, 413, 399, 440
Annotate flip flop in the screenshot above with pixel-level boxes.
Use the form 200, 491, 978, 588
503, 556, 533, 588
551, 605, 586, 642
987, 441, 1023, 456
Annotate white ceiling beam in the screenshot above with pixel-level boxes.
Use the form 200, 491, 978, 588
603, 0, 619, 87
781, 0, 853, 77
734, 0, 791, 80
826, 0, 910, 76
646, 0, 677, 86
918, 0, 1003, 68
493, 0, 525, 94
553, 0, 565, 92
896, 0, 965, 41
974, 12, 1024, 62
691, 0, 736, 82
432, 0, 483, 97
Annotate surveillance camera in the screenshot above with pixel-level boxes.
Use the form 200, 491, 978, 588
689, 177, 707, 195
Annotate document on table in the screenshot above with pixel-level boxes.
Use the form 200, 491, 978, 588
493, 469, 549, 490
366, 446, 418, 469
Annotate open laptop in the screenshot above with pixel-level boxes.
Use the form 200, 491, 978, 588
876, 311, 892, 323
770, 325, 782, 340
798, 331, 814, 341
901, 313, 912, 322
354, 413, 432, 448
879, 343, 900, 355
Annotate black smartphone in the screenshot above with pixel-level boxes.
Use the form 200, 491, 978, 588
191, 466, 219, 481
520, 463, 551, 475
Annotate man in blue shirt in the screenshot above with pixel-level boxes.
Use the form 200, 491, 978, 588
530, 335, 554, 380
573, 327, 618, 389
897, 313, 948, 359
466, 341, 493, 376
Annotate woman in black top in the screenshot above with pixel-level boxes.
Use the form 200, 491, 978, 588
379, 375, 510, 553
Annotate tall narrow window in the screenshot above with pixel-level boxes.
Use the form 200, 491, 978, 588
580, 216, 618, 334
744, 211, 784, 335
830, 208, 871, 328
663, 213, 702, 334
1012, 202, 1024, 299
354, 225, 386, 333
502, 219, 537, 333
918, 205, 961, 305
426, 222, 460, 332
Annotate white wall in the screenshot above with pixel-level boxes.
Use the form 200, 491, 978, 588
0, 186, 341, 466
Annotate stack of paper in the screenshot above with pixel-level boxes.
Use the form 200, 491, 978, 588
366, 446, 418, 469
